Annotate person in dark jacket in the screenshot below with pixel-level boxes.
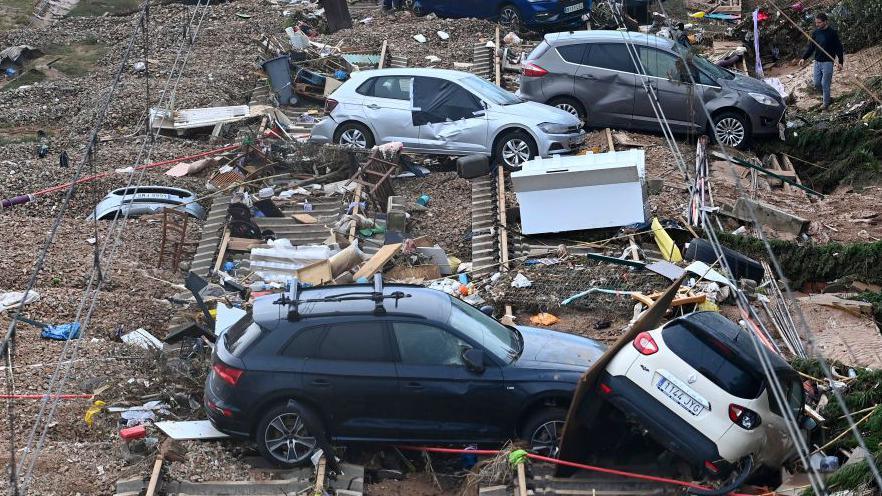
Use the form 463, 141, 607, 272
799, 12, 844, 110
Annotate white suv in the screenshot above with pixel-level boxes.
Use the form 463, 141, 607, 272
600, 312, 807, 488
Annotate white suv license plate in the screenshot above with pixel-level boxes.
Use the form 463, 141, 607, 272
657, 377, 704, 416
564, 3, 584, 13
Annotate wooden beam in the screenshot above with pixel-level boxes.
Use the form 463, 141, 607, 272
313, 456, 327, 496
497, 164, 515, 325
378, 39, 388, 69
145, 456, 164, 496
494, 26, 501, 86
605, 128, 615, 152
497, 166, 509, 271
628, 235, 640, 261
213, 229, 231, 273
293, 213, 318, 224
227, 237, 263, 252
352, 243, 401, 280
517, 463, 528, 496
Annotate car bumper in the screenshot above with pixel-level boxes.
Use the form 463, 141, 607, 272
203, 386, 251, 438
308, 116, 336, 144
599, 372, 734, 477
538, 129, 587, 156
524, 2, 589, 28
748, 105, 787, 136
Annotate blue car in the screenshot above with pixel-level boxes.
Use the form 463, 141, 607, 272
410, 0, 591, 30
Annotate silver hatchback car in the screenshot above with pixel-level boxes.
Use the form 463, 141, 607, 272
516, 31, 786, 149
310, 68, 586, 167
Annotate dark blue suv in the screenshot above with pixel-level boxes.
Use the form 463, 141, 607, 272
204, 281, 605, 466
411, 0, 590, 31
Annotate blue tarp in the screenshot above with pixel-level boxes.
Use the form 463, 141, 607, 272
41, 322, 81, 341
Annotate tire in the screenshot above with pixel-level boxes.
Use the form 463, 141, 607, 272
499, 4, 522, 31
403, 0, 421, 15
547, 97, 586, 123
494, 130, 537, 169
333, 122, 375, 149
256, 402, 320, 468
745, 465, 783, 489
520, 407, 567, 457
711, 111, 750, 150
689, 456, 754, 496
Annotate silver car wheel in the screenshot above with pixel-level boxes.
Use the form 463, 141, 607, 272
500, 7, 520, 29
263, 412, 317, 464
502, 138, 531, 167
714, 117, 745, 148
530, 420, 564, 457
339, 128, 367, 148
556, 103, 579, 118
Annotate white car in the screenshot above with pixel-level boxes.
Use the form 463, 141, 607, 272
309, 68, 586, 168
600, 312, 808, 488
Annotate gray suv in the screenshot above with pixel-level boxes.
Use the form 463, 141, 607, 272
516, 31, 786, 149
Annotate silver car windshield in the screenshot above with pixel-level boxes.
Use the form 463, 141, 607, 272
675, 44, 735, 81
459, 75, 522, 106
448, 296, 521, 363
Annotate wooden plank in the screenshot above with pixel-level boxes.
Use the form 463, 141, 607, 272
605, 128, 615, 152
313, 456, 327, 496
494, 26, 501, 86
297, 259, 333, 286
631, 293, 706, 307
517, 463, 528, 496
628, 235, 640, 261
293, 213, 318, 224
228, 237, 263, 252
497, 166, 509, 270
212, 229, 231, 273
145, 457, 164, 496
378, 39, 388, 69
352, 243, 402, 280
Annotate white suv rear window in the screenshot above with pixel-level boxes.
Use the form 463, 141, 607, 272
663, 324, 763, 399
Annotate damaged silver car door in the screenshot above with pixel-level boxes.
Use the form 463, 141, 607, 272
410, 76, 489, 155
361, 75, 421, 149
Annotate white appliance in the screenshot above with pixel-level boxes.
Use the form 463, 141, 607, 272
511, 150, 647, 235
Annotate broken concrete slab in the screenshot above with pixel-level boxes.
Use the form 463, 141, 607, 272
731, 197, 809, 236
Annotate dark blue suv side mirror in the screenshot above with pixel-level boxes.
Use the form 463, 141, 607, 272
462, 348, 486, 374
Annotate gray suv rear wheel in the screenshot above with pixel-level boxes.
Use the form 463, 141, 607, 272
256, 403, 319, 467
548, 97, 586, 122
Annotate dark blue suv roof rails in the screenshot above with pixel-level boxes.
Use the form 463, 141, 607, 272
274, 273, 411, 321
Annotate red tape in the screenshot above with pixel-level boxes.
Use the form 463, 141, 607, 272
400, 446, 755, 496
